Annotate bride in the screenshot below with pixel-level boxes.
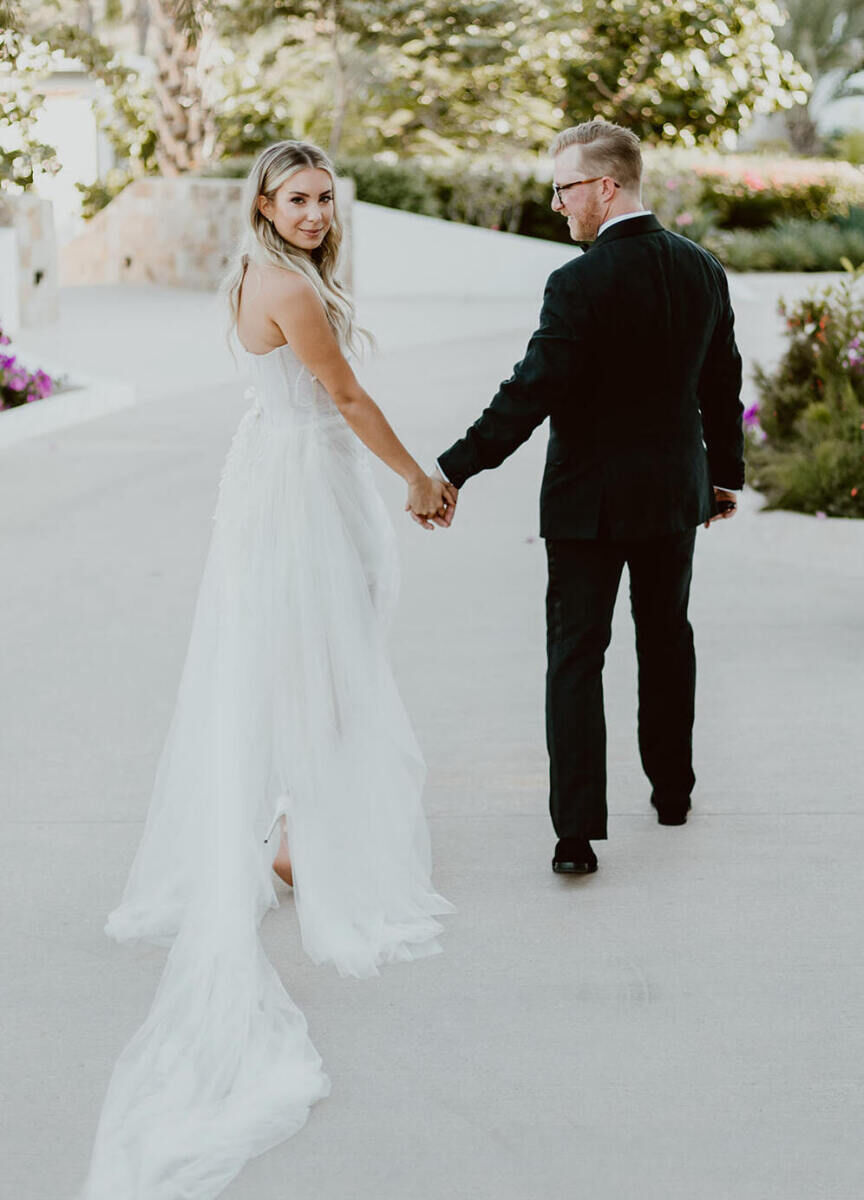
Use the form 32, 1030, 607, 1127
75, 140, 455, 1200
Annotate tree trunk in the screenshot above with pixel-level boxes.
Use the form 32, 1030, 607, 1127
148, 0, 217, 175
784, 103, 823, 156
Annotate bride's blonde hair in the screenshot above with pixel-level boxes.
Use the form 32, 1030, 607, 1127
224, 140, 365, 354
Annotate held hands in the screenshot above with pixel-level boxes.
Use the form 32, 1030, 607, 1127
704, 487, 738, 529
405, 471, 459, 531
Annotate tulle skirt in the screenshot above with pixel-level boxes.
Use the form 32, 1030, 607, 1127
75, 404, 453, 1198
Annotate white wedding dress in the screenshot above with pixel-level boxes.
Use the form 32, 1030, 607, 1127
75, 339, 454, 1199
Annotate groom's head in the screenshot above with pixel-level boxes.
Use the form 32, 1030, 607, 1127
550, 121, 643, 243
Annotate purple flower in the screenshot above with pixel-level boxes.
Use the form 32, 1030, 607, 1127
32, 368, 53, 397
743, 402, 761, 427
0, 330, 10, 347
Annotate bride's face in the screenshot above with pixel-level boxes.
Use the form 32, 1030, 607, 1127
258, 167, 334, 252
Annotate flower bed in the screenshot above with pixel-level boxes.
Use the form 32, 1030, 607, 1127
0, 323, 62, 409
746, 267, 864, 518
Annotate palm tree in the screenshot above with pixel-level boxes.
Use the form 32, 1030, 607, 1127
148, 0, 217, 174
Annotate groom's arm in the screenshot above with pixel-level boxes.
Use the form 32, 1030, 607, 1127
438, 267, 586, 489
699, 266, 745, 490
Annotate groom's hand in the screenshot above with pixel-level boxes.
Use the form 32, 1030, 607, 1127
405, 472, 458, 530
704, 487, 738, 528
434, 466, 458, 527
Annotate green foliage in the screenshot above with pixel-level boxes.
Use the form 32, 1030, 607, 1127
5, 0, 816, 180
75, 168, 135, 219
773, 0, 864, 152
216, 1, 551, 158
703, 214, 864, 271
0, 8, 60, 192
829, 129, 864, 166
555, 0, 810, 148
212, 0, 810, 161
33, 19, 159, 172
205, 146, 864, 272
747, 268, 864, 517
336, 157, 442, 217
696, 164, 856, 228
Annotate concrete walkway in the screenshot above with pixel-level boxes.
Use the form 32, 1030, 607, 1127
2, 275, 862, 1200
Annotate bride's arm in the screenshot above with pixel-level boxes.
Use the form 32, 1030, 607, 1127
269, 273, 453, 525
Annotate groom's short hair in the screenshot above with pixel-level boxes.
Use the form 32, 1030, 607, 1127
550, 121, 642, 191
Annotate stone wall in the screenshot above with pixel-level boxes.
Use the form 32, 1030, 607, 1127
60, 176, 354, 290
0, 193, 59, 333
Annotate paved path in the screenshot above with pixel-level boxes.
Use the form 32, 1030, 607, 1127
2, 276, 862, 1200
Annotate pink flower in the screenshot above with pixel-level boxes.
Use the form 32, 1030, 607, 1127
676, 211, 694, 227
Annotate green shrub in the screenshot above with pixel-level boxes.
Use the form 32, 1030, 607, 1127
335, 156, 442, 217
424, 162, 529, 232
199, 157, 256, 180
698, 172, 840, 229
829, 130, 864, 167
197, 148, 864, 272
747, 269, 864, 517
703, 217, 864, 272
75, 169, 134, 219
691, 157, 864, 229
642, 156, 716, 242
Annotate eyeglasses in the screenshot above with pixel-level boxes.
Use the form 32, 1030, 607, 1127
552, 177, 621, 203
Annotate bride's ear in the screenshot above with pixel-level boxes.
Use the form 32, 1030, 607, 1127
257, 195, 272, 222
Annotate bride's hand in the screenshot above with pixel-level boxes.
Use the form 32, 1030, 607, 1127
405, 475, 457, 530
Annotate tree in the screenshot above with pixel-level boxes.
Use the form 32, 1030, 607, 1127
216, 1, 549, 158
544, 0, 811, 148
773, 0, 864, 154
147, 0, 217, 172
13, 0, 216, 174
0, 1, 60, 191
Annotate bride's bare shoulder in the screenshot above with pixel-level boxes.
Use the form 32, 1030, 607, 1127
254, 262, 317, 303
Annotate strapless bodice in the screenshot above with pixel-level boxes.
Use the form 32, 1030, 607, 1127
239, 339, 345, 432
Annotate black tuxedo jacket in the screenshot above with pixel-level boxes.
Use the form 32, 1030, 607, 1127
438, 214, 744, 540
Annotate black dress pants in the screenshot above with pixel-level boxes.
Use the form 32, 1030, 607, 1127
545, 527, 697, 841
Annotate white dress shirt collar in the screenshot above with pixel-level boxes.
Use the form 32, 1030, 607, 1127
597, 210, 654, 238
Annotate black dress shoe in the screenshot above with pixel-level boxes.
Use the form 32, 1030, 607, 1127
552, 836, 598, 874
651, 794, 690, 826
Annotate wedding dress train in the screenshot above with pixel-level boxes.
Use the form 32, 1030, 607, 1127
75, 341, 453, 1199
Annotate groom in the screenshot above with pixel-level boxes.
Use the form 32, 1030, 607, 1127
432, 120, 744, 876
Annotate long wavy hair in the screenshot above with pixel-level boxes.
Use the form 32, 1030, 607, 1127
224, 140, 366, 355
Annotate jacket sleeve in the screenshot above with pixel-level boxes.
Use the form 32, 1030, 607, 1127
699, 266, 745, 489
438, 267, 584, 489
